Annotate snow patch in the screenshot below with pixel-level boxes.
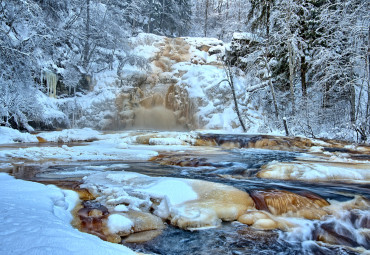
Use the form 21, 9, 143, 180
0, 127, 38, 144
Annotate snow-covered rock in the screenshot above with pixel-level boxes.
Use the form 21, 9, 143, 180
81, 171, 254, 230
107, 214, 134, 235
258, 161, 370, 183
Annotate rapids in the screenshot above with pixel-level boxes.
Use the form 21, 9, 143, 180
1, 131, 369, 254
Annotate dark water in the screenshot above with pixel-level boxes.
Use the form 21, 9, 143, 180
124, 223, 361, 255
17, 149, 369, 201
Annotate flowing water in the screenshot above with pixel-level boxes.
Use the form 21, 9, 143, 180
2, 132, 370, 254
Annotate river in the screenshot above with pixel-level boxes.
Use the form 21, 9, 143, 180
1, 131, 369, 254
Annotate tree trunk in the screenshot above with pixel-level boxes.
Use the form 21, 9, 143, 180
263, 55, 279, 119
204, 0, 209, 37
83, 0, 90, 71
366, 26, 370, 123
266, 1, 270, 38
288, 42, 295, 114
147, 13, 151, 33
238, 0, 241, 22
301, 56, 307, 97
283, 117, 289, 136
264, 23, 279, 120
159, 0, 165, 30
147, 0, 152, 33
225, 64, 246, 132
268, 77, 279, 119
350, 84, 356, 124
229, 74, 246, 132
226, 0, 229, 21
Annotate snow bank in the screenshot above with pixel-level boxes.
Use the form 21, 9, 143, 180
82, 171, 254, 230
37, 128, 101, 143
0, 173, 136, 255
0, 138, 158, 162
0, 127, 38, 144
0, 130, 203, 163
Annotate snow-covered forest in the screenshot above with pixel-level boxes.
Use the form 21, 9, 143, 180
1, 0, 369, 142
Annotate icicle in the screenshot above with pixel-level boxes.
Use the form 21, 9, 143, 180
43, 71, 58, 98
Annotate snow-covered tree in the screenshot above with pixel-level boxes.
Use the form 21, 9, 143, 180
190, 0, 249, 40
0, 0, 47, 130
309, 0, 370, 139
229, 0, 369, 139
133, 0, 191, 36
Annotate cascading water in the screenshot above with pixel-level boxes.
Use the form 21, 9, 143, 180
134, 106, 181, 130
115, 35, 225, 131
